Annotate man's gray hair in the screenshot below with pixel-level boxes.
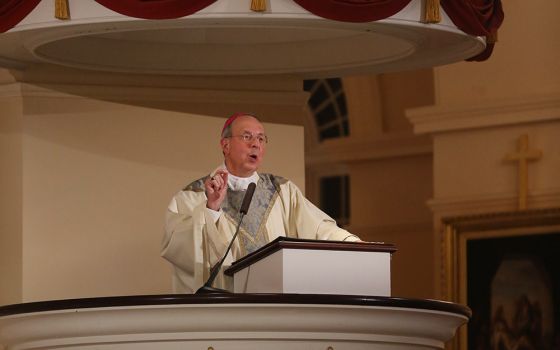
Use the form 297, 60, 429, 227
221, 123, 233, 139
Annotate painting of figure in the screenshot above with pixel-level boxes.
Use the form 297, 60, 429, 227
466, 232, 560, 350
490, 257, 552, 350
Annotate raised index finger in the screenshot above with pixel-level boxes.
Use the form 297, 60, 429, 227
214, 169, 228, 182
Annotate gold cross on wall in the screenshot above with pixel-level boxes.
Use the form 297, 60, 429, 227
504, 134, 542, 210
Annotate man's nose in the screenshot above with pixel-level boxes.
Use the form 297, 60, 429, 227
249, 137, 260, 148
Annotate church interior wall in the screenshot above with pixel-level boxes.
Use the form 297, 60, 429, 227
342, 75, 383, 137
0, 93, 23, 306
433, 122, 560, 205
406, 0, 560, 299
348, 155, 434, 298
377, 70, 435, 133
10, 65, 309, 127
0, 70, 306, 303
1, 0, 559, 307
304, 69, 437, 299
349, 156, 433, 230
296, 0, 560, 339
433, 1, 560, 107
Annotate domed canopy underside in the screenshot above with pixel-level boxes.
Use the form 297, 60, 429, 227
0, 1, 485, 77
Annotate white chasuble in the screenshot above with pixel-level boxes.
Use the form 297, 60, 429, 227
162, 173, 359, 293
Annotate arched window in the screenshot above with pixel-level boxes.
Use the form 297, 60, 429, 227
304, 78, 349, 142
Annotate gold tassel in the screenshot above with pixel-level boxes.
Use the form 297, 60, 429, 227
55, 0, 70, 20
250, 0, 266, 12
424, 0, 441, 24
487, 30, 498, 44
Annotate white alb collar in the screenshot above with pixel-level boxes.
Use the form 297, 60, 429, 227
212, 164, 259, 191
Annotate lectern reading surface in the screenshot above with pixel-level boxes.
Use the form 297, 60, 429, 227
225, 237, 397, 295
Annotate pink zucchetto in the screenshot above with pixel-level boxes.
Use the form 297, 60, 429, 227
221, 112, 257, 135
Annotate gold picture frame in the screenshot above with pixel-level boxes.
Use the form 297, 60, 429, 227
441, 207, 560, 350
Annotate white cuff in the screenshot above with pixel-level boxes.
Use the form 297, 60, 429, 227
205, 207, 222, 223
342, 234, 360, 242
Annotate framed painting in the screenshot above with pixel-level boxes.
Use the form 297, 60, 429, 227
441, 208, 560, 350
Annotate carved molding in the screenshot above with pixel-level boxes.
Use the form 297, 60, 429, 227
306, 132, 433, 165
0, 83, 22, 98
0, 82, 308, 105
407, 94, 560, 134
440, 207, 560, 349
428, 189, 560, 218
347, 221, 434, 237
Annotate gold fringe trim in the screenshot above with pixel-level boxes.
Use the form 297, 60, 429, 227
424, 0, 441, 24
250, 0, 266, 12
55, 0, 70, 20
487, 30, 498, 44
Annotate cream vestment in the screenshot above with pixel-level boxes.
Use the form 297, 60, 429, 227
162, 171, 359, 293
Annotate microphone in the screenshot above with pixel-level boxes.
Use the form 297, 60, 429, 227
196, 182, 256, 294
240, 182, 255, 215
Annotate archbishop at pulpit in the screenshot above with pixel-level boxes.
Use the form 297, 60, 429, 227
0, 115, 471, 350
161, 113, 361, 293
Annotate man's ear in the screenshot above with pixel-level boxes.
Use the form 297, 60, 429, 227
220, 137, 229, 154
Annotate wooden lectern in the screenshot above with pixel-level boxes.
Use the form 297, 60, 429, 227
225, 237, 397, 295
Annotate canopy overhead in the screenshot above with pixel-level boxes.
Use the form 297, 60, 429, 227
0, 0, 503, 78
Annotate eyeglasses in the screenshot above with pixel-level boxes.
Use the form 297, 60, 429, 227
228, 133, 268, 144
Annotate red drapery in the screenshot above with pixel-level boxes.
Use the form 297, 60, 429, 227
293, 0, 503, 61
0, 0, 41, 33
442, 0, 504, 61
94, 0, 216, 20
1, 0, 504, 61
292, 0, 413, 23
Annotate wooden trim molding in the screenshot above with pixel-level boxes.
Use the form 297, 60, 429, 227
224, 237, 397, 276
0, 82, 308, 105
0, 293, 471, 350
306, 132, 433, 165
428, 190, 560, 216
0, 293, 469, 318
407, 94, 560, 134
440, 207, 560, 350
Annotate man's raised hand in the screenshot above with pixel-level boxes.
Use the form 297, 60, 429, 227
205, 169, 228, 211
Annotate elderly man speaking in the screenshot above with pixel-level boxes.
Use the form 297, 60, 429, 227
162, 113, 360, 293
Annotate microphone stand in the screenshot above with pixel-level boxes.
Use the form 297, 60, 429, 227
195, 214, 246, 294
196, 182, 256, 294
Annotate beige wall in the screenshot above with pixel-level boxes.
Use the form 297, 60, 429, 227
0, 94, 23, 305
426, 121, 560, 302
434, 1, 560, 106
0, 72, 305, 304
3, 0, 558, 307
406, 1, 560, 300
350, 156, 433, 230
304, 0, 560, 302
305, 69, 436, 299
434, 123, 560, 202
348, 155, 434, 298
